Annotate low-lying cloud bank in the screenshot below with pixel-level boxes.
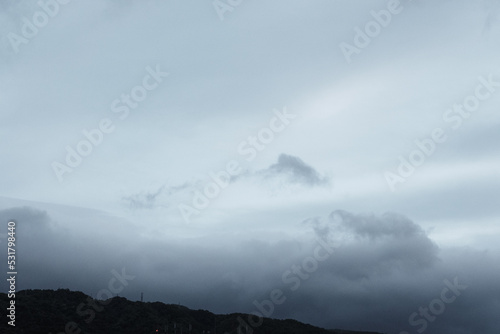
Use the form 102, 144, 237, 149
0, 204, 498, 334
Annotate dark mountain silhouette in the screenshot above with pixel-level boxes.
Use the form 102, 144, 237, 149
0, 289, 384, 334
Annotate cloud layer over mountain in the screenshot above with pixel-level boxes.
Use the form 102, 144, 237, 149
1, 1, 499, 333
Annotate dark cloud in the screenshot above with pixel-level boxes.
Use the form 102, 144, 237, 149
259, 154, 331, 187
126, 154, 330, 209
0, 206, 51, 230
0, 206, 52, 250
1, 205, 498, 334
304, 210, 439, 280
1, 1, 498, 334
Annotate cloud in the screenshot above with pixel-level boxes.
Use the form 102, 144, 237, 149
0, 206, 53, 246
124, 154, 330, 212
482, 0, 500, 34
1, 1, 499, 334
1, 203, 498, 334
122, 186, 166, 209
304, 210, 439, 280
0, 206, 52, 232
258, 154, 331, 187
121, 183, 191, 210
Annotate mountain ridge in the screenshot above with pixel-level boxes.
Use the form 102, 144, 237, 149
0, 289, 384, 334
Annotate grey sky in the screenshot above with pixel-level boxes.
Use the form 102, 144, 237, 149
1, 1, 499, 333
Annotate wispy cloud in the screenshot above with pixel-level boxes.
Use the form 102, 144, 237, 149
122, 183, 191, 210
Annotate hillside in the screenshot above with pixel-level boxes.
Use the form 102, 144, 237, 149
0, 289, 383, 334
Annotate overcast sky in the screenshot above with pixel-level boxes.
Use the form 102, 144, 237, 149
1, 1, 500, 333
